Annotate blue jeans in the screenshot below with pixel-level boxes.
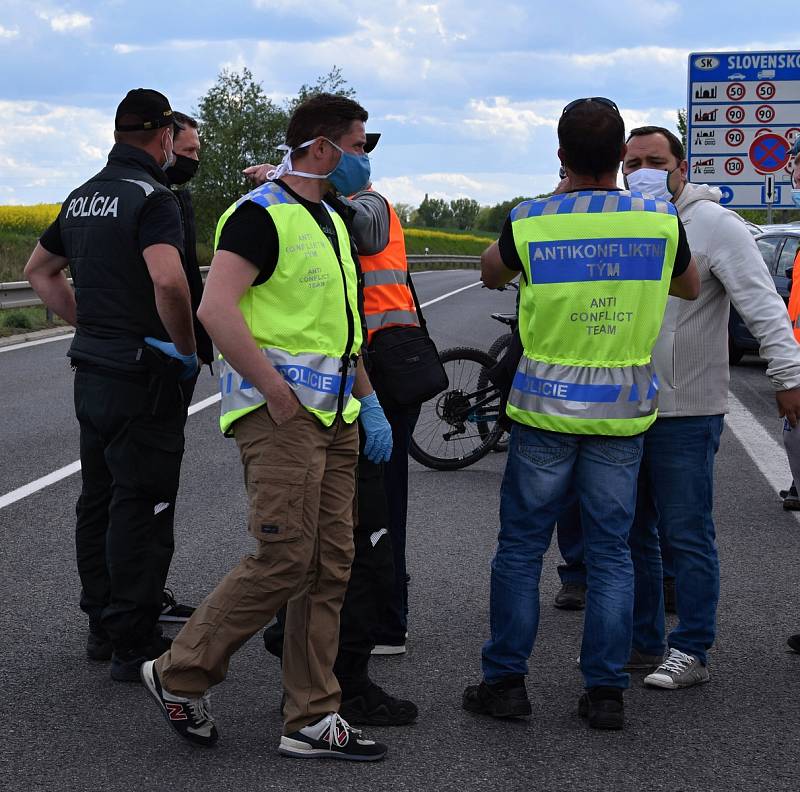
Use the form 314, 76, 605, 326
481, 424, 643, 689
556, 497, 586, 585
629, 415, 723, 665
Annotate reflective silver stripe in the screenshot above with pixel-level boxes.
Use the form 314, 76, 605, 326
120, 178, 155, 196
365, 309, 419, 330
508, 355, 658, 421
794, 315, 800, 329
219, 348, 356, 417
363, 269, 408, 287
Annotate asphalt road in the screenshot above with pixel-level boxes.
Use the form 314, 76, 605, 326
2, 268, 800, 792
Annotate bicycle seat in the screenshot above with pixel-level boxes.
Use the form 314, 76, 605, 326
490, 313, 516, 326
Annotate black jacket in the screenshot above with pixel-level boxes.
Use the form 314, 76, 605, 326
61, 143, 182, 371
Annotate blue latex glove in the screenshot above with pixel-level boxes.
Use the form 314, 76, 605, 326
144, 336, 199, 381
359, 391, 393, 463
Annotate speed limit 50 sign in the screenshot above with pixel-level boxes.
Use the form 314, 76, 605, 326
688, 50, 800, 208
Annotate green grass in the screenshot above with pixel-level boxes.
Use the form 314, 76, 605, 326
0, 224, 491, 284
1, 232, 38, 282
0, 305, 67, 338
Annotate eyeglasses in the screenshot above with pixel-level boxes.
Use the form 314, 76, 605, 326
561, 97, 620, 117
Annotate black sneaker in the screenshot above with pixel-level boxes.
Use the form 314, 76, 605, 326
663, 576, 677, 614
279, 713, 386, 761
554, 582, 586, 610
111, 635, 172, 682
624, 647, 664, 671
159, 588, 196, 623
784, 487, 800, 511
462, 677, 531, 718
140, 660, 218, 746
578, 686, 624, 730
788, 634, 800, 653
87, 630, 112, 661
340, 682, 418, 726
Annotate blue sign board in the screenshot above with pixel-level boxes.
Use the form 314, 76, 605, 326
687, 50, 800, 209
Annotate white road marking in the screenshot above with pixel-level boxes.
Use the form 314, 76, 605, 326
1, 279, 480, 508
0, 460, 82, 510
725, 392, 791, 499
419, 280, 481, 308
0, 331, 75, 353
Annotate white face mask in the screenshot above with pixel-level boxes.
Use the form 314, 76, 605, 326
266, 138, 337, 181
625, 167, 676, 201
161, 130, 175, 171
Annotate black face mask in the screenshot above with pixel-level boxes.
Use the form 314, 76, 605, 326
165, 154, 199, 185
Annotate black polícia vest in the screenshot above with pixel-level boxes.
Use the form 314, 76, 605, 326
60, 144, 182, 371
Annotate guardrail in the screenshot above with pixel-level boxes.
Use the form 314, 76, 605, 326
1, 254, 481, 311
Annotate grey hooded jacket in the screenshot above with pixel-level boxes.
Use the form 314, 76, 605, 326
653, 181, 800, 417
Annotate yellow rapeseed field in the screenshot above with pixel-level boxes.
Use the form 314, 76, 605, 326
403, 227, 493, 245
0, 204, 61, 236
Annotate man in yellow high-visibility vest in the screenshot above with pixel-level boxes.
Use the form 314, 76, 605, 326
463, 98, 698, 730
140, 93, 392, 761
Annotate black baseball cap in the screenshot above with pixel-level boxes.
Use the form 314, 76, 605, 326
365, 132, 381, 153
115, 89, 175, 131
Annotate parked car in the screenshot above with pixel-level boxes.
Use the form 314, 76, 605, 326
728, 227, 800, 364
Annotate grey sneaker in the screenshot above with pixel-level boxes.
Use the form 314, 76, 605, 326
624, 647, 664, 671
644, 648, 709, 689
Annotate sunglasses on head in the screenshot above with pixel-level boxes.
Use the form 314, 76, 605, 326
561, 97, 620, 116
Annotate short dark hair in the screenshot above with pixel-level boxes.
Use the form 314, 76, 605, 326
286, 93, 368, 159
113, 127, 162, 147
627, 126, 685, 161
558, 101, 625, 180
173, 111, 198, 139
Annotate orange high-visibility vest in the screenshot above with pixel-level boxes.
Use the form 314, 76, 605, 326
788, 248, 800, 343
360, 201, 419, 344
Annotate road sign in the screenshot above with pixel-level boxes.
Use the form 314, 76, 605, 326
748, 132, 790, 173
764, 174, 776, 203
688, 50, 800, 208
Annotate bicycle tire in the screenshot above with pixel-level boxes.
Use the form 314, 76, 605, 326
478, 333, 512, 452
409, 346, 505, 471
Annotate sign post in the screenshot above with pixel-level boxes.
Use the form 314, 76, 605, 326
765, 174, 776, 223
688, 50, 800, 211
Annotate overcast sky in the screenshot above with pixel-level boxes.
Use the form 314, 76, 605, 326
0, 0, 795, 207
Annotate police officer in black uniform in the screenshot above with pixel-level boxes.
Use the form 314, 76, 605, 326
24, 88, 198, 682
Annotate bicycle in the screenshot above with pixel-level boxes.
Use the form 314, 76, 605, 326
409, 288, 519, 471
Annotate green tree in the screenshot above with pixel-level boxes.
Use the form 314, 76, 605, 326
393, 202, 414, 226
449, 197, 480, 230
474, 196, 532, 232
416, 194, 454, 227
192, 67, 287, 242
677, 107, 687, 153
192, 66, 356, 243
286, 65, 356, 114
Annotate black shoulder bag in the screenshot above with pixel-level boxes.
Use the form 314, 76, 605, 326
367, 273, 449, 407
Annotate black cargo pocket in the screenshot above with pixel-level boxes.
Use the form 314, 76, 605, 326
130, 426, 185, 500
246, 464, 306, 543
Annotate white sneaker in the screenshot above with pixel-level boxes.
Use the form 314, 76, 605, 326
644, 648, 710, 689
279, 713, 387, 761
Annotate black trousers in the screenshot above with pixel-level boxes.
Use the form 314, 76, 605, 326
375, 404, 420, 645
73, 362, 188, 649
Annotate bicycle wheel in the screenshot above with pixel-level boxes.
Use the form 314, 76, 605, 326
478, 333, 512, 452
409, 346, 505, 471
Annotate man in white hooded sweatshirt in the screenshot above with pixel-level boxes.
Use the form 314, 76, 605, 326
621, 126, 800, 689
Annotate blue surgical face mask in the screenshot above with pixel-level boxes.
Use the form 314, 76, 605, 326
792, 188, 800, 208
267, 137, 371, 194
321, 139, 371, 195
